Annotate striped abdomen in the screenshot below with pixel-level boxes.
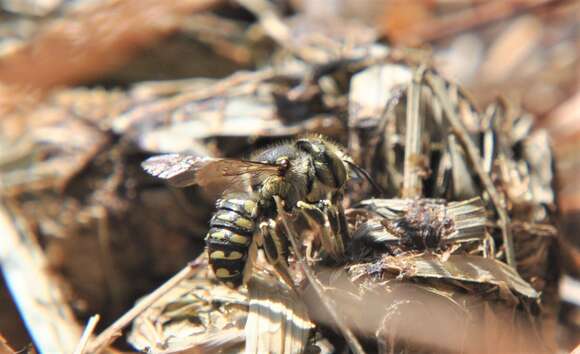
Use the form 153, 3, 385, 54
205, 196, 259, 288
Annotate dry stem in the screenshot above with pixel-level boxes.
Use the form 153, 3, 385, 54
425, 71, 516, 268
0, 200, 82, 354
86, 261, 201, 353
74, 315, 100, 354
402, 66, 427, 198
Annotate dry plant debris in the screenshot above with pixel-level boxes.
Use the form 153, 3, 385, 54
124, 62, 558, 353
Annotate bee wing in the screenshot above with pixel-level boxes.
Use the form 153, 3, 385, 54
142, 154, 281, 189
142, 154, 205, 187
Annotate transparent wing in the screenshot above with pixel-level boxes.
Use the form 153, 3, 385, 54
141, 154, 281, 190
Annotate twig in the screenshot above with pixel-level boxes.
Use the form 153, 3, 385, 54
401, 0, 558, 44
425, 71, 516, 268
0, 200, 82, 354
73, 315, 100, 354
274, 197, 366, 354
236, 0, 290, 45
86, 261, 201, 353
112, 68, 275, 132
235, 0, 324, 64
402, 66, 426, 198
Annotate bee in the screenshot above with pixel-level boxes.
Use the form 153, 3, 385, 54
142, 136, 354, 288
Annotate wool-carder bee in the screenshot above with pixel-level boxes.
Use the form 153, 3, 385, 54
142, 136, 354, 288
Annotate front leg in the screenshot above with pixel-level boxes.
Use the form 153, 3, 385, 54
257, 220, 294, 287
296, 199, 347, 262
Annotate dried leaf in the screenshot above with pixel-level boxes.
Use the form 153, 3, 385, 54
128, 257, 248, 353
377, 254, 538, 300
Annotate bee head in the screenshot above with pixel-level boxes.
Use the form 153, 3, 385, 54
295, 138, 348, 189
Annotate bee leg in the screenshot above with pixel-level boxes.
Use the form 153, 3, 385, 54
258, 220, 294, 287
242, 236, 259, 286
296, 200, 346, 261
296, 201, 333, 257
304, 237, 316, 263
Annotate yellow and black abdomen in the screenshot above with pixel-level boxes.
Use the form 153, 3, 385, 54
205, 196, 258, 288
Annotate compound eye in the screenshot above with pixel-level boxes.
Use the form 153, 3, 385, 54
276, 157, 290, 175
295, 139, 316, 153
